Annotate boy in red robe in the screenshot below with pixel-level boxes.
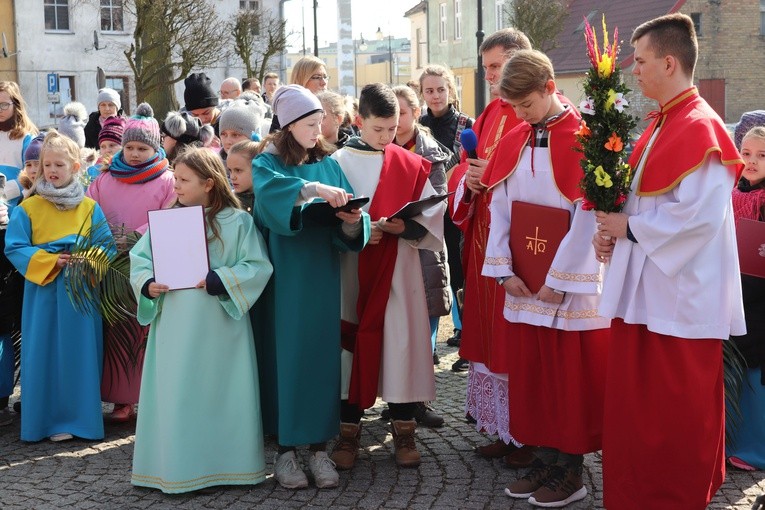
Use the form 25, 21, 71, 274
594, 14, 745, 510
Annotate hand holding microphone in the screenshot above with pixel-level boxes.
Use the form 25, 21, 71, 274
460, 129, 487, 193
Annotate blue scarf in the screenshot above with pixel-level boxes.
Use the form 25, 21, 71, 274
109, 148, 169, 184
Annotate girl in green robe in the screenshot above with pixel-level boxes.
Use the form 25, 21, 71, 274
251, 85, 370, 490
129, 147, 273, 493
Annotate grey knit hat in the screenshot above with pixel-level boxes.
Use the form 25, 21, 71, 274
122, 103, 161, 152
734, 110, 765, 151
97, 87, 121, 110
271, 84, 323, 128
219, 95, 266, 137
58, 102, 88, 148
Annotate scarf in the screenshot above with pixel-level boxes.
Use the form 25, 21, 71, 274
732, 178, 765, 221
35, 178, 85, 210
109, 148, 169, 184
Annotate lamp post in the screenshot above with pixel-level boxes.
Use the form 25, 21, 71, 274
376, 26, 394, 85
354, 34, 367, 96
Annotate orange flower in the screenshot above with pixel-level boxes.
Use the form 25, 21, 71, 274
575, 120, 591, 138
604, 132, 624, 152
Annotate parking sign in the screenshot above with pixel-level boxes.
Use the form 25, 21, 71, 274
47, 73, 58, 94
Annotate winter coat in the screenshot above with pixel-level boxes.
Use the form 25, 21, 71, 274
413, 128, 452, 317
419, 105, 474, 170
84, 110, 125, 149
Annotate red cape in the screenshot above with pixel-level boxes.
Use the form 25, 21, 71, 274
631, 87, 743, 195
481, 106, 584, 204
345, 143, 430, 409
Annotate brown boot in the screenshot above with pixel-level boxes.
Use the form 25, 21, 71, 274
330, 422, 361, 470
391, 419, 421, 468
503, 445, 538, 469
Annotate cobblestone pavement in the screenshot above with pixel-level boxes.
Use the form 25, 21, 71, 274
2, 321, 764, 509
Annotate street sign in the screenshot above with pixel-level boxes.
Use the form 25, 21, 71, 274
47, 73, 58, 94
47, 92, 60, 104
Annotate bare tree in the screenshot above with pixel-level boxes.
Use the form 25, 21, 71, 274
230, 9, 290, 82
123, 0, 229, 118
505, 0, 569, 53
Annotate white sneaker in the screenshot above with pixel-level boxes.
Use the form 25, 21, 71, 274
307, 451, 339, 489
49, 433, 73, 442
274, 451, 308, 489
0, 408, 12, 426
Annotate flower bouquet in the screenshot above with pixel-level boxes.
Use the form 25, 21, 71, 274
576, 15, 637, 212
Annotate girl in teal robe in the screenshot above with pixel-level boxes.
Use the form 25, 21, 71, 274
129, 148, 273, 493
4, 131, 110, 442
250, 84, 369, 490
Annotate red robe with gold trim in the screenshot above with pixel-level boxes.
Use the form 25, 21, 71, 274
448, 99, 523, 372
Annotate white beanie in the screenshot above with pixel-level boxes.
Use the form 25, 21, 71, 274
97, 88, 121, 110
271, 85, 322, 128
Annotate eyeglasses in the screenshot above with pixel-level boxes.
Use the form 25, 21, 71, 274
0, 102, 13, 112
309, 74, 329, 82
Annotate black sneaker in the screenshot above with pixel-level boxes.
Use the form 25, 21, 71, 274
451, 358, 469, 372
413, 402, 444, 428
12, 401, 20, 413
446, 329, 462, 347
433, 351, 440, 365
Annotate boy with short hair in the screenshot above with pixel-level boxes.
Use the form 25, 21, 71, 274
330, 83, 444, 469
594, 13, 744, 509
481, 49, 610, 508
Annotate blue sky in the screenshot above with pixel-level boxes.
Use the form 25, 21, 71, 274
283, 0, 414, 51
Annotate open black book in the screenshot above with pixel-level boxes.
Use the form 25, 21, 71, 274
389, 192, 454, 220
302, 196, 370, 226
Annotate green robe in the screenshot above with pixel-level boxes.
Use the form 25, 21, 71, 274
129, 207, 273, 493
251, 151, 370, 446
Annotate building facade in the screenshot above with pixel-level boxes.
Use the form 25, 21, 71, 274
10, 0, 279, 127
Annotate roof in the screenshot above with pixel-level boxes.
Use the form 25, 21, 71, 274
404, 1, 427, 18
546, 0, 686, 74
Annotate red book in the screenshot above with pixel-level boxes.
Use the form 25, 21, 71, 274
736, 218, 765, 279
510, 201, 571, 294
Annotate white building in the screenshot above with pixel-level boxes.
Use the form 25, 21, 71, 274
13, 0, 279, 127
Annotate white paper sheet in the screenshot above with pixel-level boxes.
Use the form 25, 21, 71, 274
147, 206, 209, 290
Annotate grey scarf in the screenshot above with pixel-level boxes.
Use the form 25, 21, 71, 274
35, 178, 85, 210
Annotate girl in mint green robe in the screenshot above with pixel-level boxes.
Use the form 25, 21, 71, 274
129, 149, 273, 494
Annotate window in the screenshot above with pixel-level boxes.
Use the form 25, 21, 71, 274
44, 0, 69, 31
240, 0, 260, 9
49, 76, 75, 118
496, 0, 507, 31
101, 0, 124, 32
439, 3, 447, 43
690, 12, 702, 37
105, 76, 130, 115
454, 0, 462, 40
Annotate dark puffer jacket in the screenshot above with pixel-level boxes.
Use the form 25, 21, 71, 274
413, 128, 453, 317
419, 104, 474, 170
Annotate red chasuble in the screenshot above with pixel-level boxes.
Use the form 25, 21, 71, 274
481, 106, 584, 204
345, 143, 430, 409
447, 98, 523, 371
631, 87, 743, 195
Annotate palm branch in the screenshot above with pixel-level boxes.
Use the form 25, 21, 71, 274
64, 219, 146, 380
723, 339, 748, 448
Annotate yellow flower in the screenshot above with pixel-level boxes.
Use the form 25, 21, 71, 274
594, 165, 613, 188
598, 53, 614, 78
606, 89, 617, 110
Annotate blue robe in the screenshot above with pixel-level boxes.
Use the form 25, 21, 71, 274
4, 194, 110, 441
251, 151, 370, 446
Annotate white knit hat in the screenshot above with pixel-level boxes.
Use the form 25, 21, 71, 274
97, 87, 121, 110
271, 85, 323, 128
